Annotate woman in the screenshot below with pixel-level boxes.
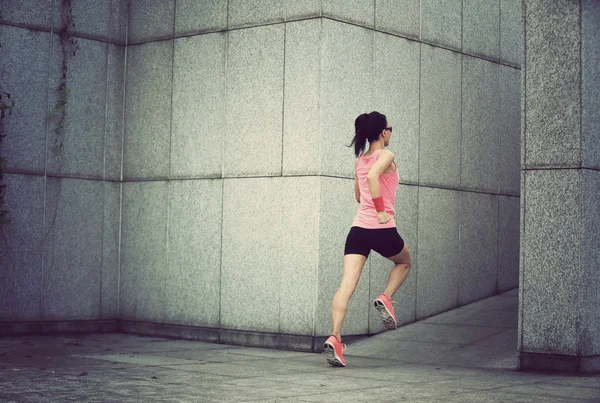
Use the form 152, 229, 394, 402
323, 111, 412, 367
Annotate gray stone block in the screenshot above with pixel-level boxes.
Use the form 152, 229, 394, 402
497, 196, 520, 292
221, 178, 282, 332
315, 177, 368, 336
52, 0, 111, 42
320, 20, 373, 179
419, 45, 461, 188
176, 0, 227, 36
283, 19, 321, 176
101, 182, 120, 319
228, 0, 284, 29
128, 0, 174, 44
459, 192, 498, 305
47, 37, 108, 179
120, 181, 168, 322
166, 179, 222, 327
280, 177, 320, 335
416, 187, 460, 318
104, 44, 125, 181
123, 41, 172, 180
0, 0, 52, 29
369, 184, 418, 332
225, 25, 284, 177
172, 33, 225, 179
286, 0, 321, 20
43, 178, 103, 320
500, 0, 523, 66
322, 0, 374, 28
109, 0, 128, 44
373, 33, 420, 185
461, 56, 499, 193
498, 66, 521, 195
581, 169, 600, 355
0, 26, 50, 174
521, 169, 580, 355
375, 0, 420, 39
0, 174, 44, 321
524, 0, 581, 168
463, 0, 500, 59
582, 1, 600, 170
420, 0, 462, 51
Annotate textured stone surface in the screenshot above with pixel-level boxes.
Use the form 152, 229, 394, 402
123, 41, 173, 180
280, 177, 320, 335
228, 0, 285, 29
463, 0, 500, 59
283, 19, 321, 176
416, 187, 460, 319
458, 192, 498, 305
498, 66, 521, 195
420, 0, 462, 50
0, 26, 49, 174
166, 180, 222, 327
524, 0, 581, 168
286, 0, 321, 20
320, 20, 373, 178
109, 0, 128, 44
419, 45, 461, 188
582, 1, 600, 170
175, 0, 227, 36
128, 0, 174, 44
225, 25, 284, 177
373, 33, 420, 185
47, 37, 108, 179
581, 169, 600, 355
0, 174, 44, 321
221, 178, 282, 332
0, 0, 52, 28
120, 181, 168, 322
315, 177, 368, 336
43, 178, 103, 320
497, 196, 520, 292
369, 185, 418, 332
322, 0, 374, 28
375, 0, 420, 39
172, 33, 225, 179
500, 0, 523, 66
104, 44, 125, 181
461, 56, 499, 193
52, 0, 110, 41
101, 182, 120, 319
521, 169, 580, 355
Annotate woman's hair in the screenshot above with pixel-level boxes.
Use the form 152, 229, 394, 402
348, 111, 387, 157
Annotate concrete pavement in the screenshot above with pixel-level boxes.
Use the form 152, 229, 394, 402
1, 289, 599, 402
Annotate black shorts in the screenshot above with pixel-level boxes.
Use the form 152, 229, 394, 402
344, 226, 405, 258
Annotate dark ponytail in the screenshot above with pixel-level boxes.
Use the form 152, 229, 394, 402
348, 111, 387, 157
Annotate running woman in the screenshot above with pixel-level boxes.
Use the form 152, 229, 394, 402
323, 111, 412, 367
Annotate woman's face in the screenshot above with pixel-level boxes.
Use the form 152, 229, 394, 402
383, 123, 392, 146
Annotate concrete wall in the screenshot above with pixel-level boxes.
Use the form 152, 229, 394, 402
519, 0, 600, 373
0, 0, 126, 330
119, 0, 521, 346
0, 1, 522, 349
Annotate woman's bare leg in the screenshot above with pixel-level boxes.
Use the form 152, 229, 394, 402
331, 254, 368, 341
382, 245, 412, 298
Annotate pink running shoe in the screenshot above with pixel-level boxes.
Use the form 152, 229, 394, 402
374, 293, 397, 330
323, 335, 346, 367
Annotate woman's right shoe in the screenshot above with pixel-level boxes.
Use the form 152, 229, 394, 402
374, 293, 398, 330
323, 335, 346, 367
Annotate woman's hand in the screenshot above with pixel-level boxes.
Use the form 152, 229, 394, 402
377, 211, 390, 224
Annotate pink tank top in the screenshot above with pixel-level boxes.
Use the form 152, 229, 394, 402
351, 149, 399, 229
